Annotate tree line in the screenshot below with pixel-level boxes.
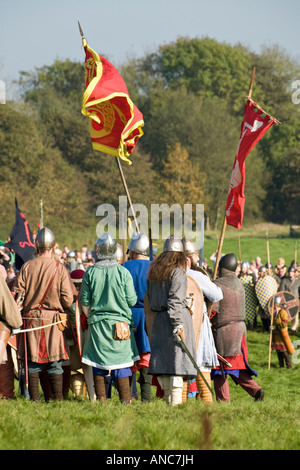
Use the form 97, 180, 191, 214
0, 36, 299, 240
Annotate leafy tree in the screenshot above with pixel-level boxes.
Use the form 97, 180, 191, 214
160, 142, 207, 204
0, 101, 90, 232
1, 37, 299, 237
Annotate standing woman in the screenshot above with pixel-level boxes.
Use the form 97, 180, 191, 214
79, 233, 139, 404
146, 235, 197, 406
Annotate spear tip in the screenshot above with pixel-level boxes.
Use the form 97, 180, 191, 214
78, 21, 85, 38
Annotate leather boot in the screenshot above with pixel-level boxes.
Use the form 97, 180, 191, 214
277, 351, 285, 368
157, 376, 171, 404
115, 377, 131, 404
62, 365, 71, 399
39, 367, 53, 402
93, 374, 107, 402
283, 351, 292, 369
139, 367, 152, 403
28, 373, 40, 402
48, 373, 63, 401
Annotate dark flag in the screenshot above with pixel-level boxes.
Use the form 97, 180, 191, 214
5, 199, 35, 270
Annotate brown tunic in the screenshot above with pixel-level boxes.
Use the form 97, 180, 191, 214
0, 274, 22, 330
13, 256, 74, 363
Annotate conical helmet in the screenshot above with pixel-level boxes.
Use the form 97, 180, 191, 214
116, 243, 124, 263
274, 295, 282, 306
94, 233, 116, 260
35, 227, 56, 251
128, 232, 149, 256
163, 234, 183, 253
181, 237, 198, 256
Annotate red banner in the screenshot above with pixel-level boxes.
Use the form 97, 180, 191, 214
225, 100, 276, 229
82, 39, 144, 165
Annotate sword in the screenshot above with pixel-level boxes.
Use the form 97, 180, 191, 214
177, 337, 214, 396
217, 353, 232, 368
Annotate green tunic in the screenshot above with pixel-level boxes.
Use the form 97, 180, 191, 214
79, 260, 139, 370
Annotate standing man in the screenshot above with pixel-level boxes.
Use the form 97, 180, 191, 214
79, 233, 139, 404
182, 237, 223, 403
211, 253, 264, 402
279, 266, 300, 335
0, 266, 23, 399
13, 227, 74, 402
124, 233, 152, 402
146, 235, 197, 406
271, 296, 293, 369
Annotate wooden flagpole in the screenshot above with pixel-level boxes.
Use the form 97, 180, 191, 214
268, 296, 275, 369
78, 21, 140, 235
238, 233, 242, 263
212, 67, 256, 280
115, 157, 140, 233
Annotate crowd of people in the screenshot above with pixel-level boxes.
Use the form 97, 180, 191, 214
0, 227, 299, 404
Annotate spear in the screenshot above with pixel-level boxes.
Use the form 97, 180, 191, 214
268, 296, 275, 369
78, 21, 140, 234
39, 199, 43, 230
266, 230, 271, 274
149, 228, 153, 261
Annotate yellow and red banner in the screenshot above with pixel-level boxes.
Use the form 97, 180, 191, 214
81, 38, 144, 165
225, 99, 276, 229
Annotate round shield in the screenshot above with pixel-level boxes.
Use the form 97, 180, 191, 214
268, 291, 299, 321
240, 274, 258, 324
193, 265, 209, 277
186, 275, 204, 348
255, 275, 278, 317
75, 300, 96, 401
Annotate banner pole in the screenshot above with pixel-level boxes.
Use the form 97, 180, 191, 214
247, 66, 256, 100
268, 297, 275, 369
238, 233, 242, 263
212, 215, 226, 280
78, 21, 140, 235
212, 66, 256, 281
115, 157, 140, 234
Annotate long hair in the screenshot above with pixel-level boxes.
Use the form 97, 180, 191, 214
148, 251, 187, 283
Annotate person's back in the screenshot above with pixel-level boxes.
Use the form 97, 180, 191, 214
124, 259, 151, 308
16, 256, 73, 313
13, 227, 74, 402
124, 234, 152, 401
79, 233, 139, 404
80, 262, 137, 318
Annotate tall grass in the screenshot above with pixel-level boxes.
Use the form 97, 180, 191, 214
1, 318, 300, 451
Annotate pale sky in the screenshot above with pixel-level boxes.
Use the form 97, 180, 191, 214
1, 0, 299, 98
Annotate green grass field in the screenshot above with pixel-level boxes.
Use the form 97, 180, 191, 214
1, 318, 300, 451
1, 222, 299, 451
